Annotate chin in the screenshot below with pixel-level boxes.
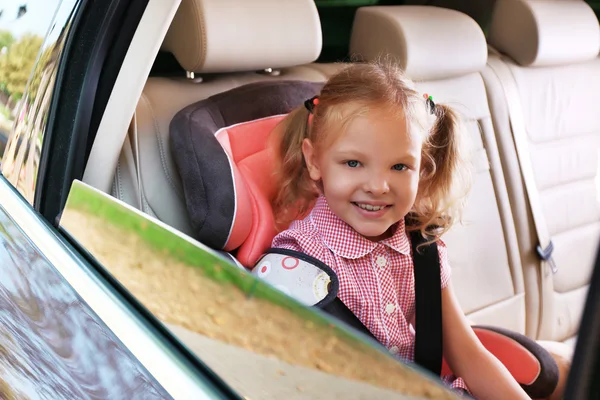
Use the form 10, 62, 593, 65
353, 225, 390, 240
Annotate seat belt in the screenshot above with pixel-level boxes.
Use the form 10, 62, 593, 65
321, 230, 443, 377
486, 56, 557, 275
412, 231, 443, 377
321, 297, 377, 341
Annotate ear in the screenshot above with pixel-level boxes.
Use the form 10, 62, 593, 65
302, 139, 321, 182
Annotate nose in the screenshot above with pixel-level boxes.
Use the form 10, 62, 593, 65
364, 171, 390, 195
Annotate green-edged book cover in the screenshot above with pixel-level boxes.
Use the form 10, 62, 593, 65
60, 179, 458, 400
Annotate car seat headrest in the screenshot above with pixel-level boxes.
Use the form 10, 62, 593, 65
489, 0, 600, 67
170, 80, 323, 266
161, 0, 323, 74
349, 6, 487, 80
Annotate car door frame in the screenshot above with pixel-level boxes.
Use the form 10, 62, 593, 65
34, 0, 147, 226
565, 239, 600, 398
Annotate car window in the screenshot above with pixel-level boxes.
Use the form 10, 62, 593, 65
316, 0, 406, 62
59, 180, 458, 400
588, 0, 600, 17
0, 0, 79, 204
317, 0, 600, 63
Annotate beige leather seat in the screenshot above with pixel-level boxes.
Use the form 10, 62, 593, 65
484, 0, 600, 345
113, 0, 600, 351
350, 6, 533, 336
111, 0, 339, 237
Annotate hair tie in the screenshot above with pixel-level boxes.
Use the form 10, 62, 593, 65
304, 96, 320, 114
423, 93, 436, 115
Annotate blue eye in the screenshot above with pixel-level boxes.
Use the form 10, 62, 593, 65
346, 160, 360, 168
392, 164, 407, 171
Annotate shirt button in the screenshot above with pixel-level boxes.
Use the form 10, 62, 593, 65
385, 303, 396, 314
376, 256, 387, 267
389, 346, 399, 355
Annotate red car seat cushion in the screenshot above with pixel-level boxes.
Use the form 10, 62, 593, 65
170, 80, 322, 262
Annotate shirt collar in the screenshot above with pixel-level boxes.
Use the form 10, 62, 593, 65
309, 196, 411, 259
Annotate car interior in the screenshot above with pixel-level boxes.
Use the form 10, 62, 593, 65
74, 0, 600, 396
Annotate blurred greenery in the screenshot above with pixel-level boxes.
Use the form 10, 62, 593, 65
0, 30, 15, 50
0, 103, 11, 119
0, 33, 44, 102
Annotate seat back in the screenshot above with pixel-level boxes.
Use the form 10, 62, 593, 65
350, 5, 530, 335
485, 0, 600, 342
111, 0, 335, 237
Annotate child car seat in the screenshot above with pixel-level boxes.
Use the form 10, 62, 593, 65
170, 80, 558, 398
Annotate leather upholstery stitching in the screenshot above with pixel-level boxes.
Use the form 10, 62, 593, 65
140, 94, 183, 199
192, 0, 206, 72
115, 161, 123, 200
142, 193, 157, 218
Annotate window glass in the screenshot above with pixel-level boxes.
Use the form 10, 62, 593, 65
315, 0, 405, 62
0, 0, 79, 203
587, 0, 600, 18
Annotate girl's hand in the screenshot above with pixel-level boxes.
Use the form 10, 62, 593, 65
441, 282, 530, 400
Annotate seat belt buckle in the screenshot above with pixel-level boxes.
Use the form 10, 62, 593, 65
536, 241, 558, 274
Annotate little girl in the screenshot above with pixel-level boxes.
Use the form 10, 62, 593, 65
269, 61, 529, 399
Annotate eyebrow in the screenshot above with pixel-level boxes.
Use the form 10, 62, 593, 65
336, 149, 418, 164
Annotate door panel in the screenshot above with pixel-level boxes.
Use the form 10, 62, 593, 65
0, 175, 224, 399
0, 185, 171, 399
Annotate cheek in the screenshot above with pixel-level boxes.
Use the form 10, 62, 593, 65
409, 171, 420, 190
395, 172, 420, 198
410, 172, 421, 193
321, 167, 356, 197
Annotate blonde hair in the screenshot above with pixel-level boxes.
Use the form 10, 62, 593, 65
271, 59, 472, 241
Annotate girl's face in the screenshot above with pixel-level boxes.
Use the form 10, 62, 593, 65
303, 106, 422, 241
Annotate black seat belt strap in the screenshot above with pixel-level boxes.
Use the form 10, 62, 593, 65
410, 230, 443, 377
321, 297, 377, 341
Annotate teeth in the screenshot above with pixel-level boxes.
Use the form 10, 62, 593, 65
356, 203, 386, 211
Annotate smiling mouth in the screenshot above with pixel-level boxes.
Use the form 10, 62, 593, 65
352, 202, 391, 211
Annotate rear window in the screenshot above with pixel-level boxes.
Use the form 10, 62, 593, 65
317, 0, 600, 63
588, 0, 600, 18
316, 0, 405, 62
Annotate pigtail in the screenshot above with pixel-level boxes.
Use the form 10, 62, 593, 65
271, 106, 319, 230
411, 103, 472, 240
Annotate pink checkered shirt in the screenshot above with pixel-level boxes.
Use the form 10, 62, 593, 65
272, 196, 470, 395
